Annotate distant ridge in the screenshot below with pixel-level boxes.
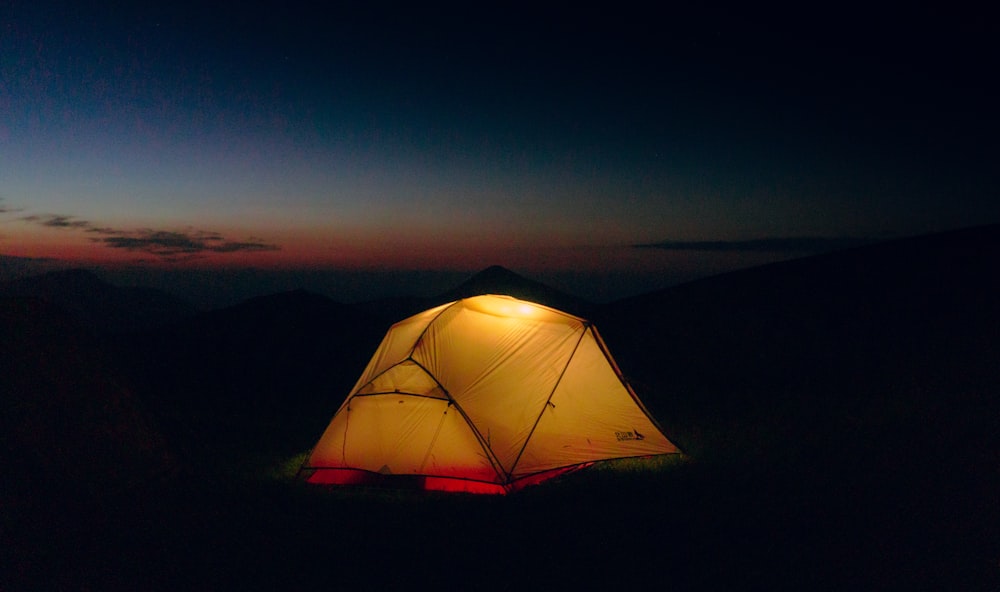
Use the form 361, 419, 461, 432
118, 288, 386, 459
0, 297, 176, 504
357, 265, 594, 321
0, 268, 197, 333
596, 223, 1000, 467
610, 223, 1000, 308
435, 265, 593, 317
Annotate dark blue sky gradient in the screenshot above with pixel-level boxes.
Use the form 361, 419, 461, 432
2, 3, 997, 302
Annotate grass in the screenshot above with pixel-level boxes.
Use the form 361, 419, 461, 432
262, 450, 312, 481
12, 389, 993, 592
5, 435, 997, 591
6, 380, 997, 592
590, 452, 690, 473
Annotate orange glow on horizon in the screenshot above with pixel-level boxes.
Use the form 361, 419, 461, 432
3, 214, 709, 278
5, 223, 502, 269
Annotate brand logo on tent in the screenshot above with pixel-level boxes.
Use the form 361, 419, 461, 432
615, 429, 645, 442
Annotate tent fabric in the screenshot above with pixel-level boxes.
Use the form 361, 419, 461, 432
303, 294, 679, 493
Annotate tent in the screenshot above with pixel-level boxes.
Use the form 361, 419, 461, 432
301, 295, 679, 493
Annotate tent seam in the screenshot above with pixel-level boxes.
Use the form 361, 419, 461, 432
507, 322, 589, 476
407, 356, 508, 485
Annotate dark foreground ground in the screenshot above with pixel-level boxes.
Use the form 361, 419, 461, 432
4, 448, 996, 592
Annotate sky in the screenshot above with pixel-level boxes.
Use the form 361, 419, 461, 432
2, 3, 998, 304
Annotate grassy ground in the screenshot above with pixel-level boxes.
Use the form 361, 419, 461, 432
5, 446, 996, 592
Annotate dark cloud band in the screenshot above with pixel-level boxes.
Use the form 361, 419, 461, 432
18, 212, 280, 258
635, 237, 873, 253
0, 198, 24, 214
97, 230, 279, 256
23, 214, 94, 230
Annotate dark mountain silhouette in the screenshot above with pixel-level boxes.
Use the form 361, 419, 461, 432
0, 268, 197, 333
598, 224, 999, 501
0, 253, 65, 278
352, 293, 435, 325
438, 265, 593, 316
0, 297, 176, 508
116, 289, 386, 464
356, 264, 593, 321
591, 225, 1000, 589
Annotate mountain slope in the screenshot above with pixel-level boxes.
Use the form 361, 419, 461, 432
437, 264, 593, 315
117, 290, 385, 464
592, 225, 1000, 587
0, 297, 176, 506
0, 268, 197, 332
359, 265, 594, 321
597, 224, 1000, 495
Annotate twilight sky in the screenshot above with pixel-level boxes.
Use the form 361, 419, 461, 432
2, 3, 997, 303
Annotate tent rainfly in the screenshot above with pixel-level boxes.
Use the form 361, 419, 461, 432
301, 295, 679, 493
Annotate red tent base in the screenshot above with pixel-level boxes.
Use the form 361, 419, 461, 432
303, 464, 591, 495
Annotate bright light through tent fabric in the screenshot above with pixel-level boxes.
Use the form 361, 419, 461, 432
303, 295, 679, 493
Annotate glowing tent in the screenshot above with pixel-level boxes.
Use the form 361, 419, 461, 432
302, 295, 679, 493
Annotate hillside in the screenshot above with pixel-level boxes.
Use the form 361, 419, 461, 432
0, 268, 197, 332
0, 297, 176, 507
115, 289, 386, 465
356, 264, 593, 320
595, 225, 1000, 585
599, 223, 1000, 457
435, 264, 594, 316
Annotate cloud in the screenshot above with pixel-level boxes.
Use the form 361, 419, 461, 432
22, 214, 95, 230
18, 210, 280, 259
634, 237, 874, 253
0, 198, 23, 214
96, 230, 280, 257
